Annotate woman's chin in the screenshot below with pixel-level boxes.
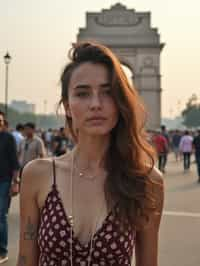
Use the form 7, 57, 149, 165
83, 127, 111, 137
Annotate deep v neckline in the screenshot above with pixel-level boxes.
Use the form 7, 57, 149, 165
54, 187, 116, 248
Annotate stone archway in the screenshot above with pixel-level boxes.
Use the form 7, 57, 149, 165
77, 3, 165, 129
121, 64, 134, 86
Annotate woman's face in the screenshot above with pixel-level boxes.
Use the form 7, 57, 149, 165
64, 62, 119, 137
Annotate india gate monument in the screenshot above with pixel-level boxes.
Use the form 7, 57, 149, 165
77, 3, 165, 129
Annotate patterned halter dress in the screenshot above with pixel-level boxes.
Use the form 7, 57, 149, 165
38, 160, 136, 265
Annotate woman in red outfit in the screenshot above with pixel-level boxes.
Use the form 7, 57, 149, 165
17, 42, 164, 266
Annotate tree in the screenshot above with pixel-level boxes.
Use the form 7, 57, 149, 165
182, 94, 200, 128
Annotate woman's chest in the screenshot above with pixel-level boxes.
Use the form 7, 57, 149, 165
38, 197, 135, 263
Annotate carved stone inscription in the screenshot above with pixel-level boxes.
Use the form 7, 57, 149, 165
95, 11, 142, 26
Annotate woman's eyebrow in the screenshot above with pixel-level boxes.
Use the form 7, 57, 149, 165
100, 82, 111, 88
73, 82, 111, 90
74, 84, 90, 90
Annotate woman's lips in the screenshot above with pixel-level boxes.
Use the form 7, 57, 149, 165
87, 116, 107, 121
86, 116, 107, 125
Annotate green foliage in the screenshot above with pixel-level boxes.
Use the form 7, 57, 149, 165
0, 103, 65, 130
182, 94, 200, 128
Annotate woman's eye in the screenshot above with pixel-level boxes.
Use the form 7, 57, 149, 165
102, 89, 111, 95
76, 92, 89, 97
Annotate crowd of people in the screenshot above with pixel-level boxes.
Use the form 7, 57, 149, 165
150, 125, 200, 181
2, 116, 200, 179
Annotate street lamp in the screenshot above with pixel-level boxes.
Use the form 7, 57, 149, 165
4, 52, 12, 118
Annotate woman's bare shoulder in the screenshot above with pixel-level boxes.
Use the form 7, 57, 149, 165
21, 153, 73, 208
22, 152, 72, 181
21, 158, 55, 193
22, 158, 53, 179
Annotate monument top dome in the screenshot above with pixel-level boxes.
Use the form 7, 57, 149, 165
110, 3, 127, 11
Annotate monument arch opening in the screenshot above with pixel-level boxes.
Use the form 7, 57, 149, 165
121, 63, 134, 87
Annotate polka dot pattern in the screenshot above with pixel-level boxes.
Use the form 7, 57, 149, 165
38, 188, 136, 265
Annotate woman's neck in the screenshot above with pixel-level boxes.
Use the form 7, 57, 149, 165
74, 135, 110, 170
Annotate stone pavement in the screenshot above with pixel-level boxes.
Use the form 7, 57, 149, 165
5, 154, 200, 265
159, 155, 200, 266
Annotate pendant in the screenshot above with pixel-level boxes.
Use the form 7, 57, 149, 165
79, 172, 95, 180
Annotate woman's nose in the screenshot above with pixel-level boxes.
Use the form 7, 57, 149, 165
89, 94, 102, 109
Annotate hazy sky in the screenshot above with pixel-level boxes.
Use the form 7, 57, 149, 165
0, 0, 200, 118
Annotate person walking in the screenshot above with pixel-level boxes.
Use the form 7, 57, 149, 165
161, 125, 169, 171
153, 130, 168, 173
44, 128, 53, 154
193, 129, 200, 182
172, 130, 181, 161
51, 134, 66, 157
18, 122, 46, 170
179, 130, 193, 171
0, 110, 20, 264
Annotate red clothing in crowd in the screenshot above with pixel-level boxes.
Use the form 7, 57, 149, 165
153, 134, 168, 154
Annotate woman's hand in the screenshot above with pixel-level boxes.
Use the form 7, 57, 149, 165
10, 182, 20, 197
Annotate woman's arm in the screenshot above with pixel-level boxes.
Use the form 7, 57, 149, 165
16, 161, 40, 266
135, 168, 164, 266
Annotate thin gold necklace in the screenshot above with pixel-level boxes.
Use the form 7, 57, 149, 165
75, 156, 99, 180
69, 151, 106, 266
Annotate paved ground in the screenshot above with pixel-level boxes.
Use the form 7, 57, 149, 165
5, 154, 200, 265
159, 155, 200, 266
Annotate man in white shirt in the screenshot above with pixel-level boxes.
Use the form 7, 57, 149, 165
18, 122, 46, 169
179, 130, 193, 171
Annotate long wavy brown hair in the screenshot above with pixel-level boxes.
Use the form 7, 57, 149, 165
60, 42, 159, 229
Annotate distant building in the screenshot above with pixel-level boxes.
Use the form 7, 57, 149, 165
10, 100, 36, 113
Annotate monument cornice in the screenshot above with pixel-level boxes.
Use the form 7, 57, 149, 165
94, 14, 143, 27
107, 43, 165, 50
138, 88, 162, 92
135, 74, 162, 78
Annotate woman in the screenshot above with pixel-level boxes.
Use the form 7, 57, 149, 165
17, 42, 164, 266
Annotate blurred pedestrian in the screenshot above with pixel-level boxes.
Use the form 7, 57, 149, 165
153, 130, 168, 173
172, 130, 181, 161
0, 110, 20, 264
161, 125, 169, 171
193, 129, 200, 182
179, 130, 193, 171
44, 128, 53, 154
59, 127, 69, 152
18, 122, 46, 171
51, 135, 66, 157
